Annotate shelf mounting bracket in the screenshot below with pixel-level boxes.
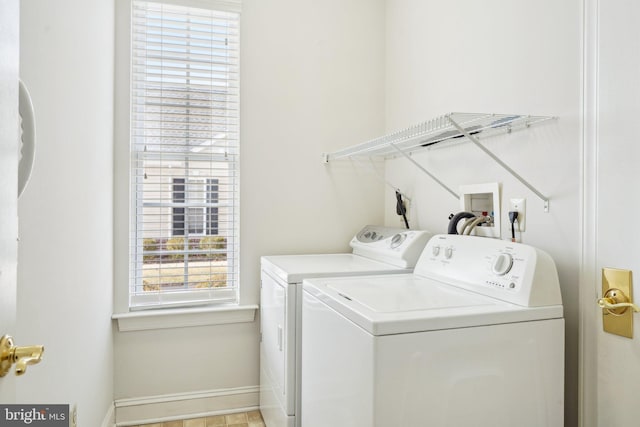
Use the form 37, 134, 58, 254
447, 115, 550, 212
389, 143, 459, 200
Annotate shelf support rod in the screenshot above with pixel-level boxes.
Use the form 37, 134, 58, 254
389, 143, 459, 200
349, 156, 411, 201
447, 116, 550, 212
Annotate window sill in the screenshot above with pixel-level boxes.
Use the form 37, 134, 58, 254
112, 304, 258, 332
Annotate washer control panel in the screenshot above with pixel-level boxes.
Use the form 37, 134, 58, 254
415, 234, 561, 307
350, 225, 433, 269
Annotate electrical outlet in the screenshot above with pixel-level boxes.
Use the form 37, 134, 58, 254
397, 196, 411, 228
70, 404, 77, 427
509, 198, 526, 232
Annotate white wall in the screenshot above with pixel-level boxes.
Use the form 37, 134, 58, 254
113, 0, 386, 401
17, 0, 115, 425
240, 0, 386, 300
383, 1, 582, 426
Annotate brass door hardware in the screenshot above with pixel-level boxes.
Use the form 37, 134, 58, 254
0, 335, 44, 377
598, 288, 640, 315
600, 268, 636, 338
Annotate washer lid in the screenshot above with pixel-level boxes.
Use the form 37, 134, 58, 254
303, 275, 563, 336
261, 253, 410, 284
327, 276, 493, 313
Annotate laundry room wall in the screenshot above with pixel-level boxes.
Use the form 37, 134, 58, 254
113, 0, 386, 408
383, 1, 582, 426
240, 0, 387, 298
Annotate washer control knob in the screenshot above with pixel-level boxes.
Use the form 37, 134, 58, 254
432, 245, 441, 256
492, 253, 514, 276
444, 247, 453, 259
390, 233, 406, 249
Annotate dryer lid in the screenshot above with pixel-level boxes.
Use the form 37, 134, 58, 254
261, 253, 411, 284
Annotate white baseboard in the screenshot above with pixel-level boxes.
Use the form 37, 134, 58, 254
114, 386, 259, 426
101, 403, 115, 427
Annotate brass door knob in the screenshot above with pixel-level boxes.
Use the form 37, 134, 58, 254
0, 335, 44, 377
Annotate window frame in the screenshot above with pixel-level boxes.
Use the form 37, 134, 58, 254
113, 0, 246, 320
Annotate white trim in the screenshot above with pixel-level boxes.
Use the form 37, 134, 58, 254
101, 403, 116, 427
114, 386, 259, 426
113, 304, 257, 331
579, 0, 598, 426
142, 0, 242, 13
114, 0, 134, 315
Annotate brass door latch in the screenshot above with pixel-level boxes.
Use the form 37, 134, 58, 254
598, 288, 640, 315
0, 335, 44, 377
599, 268, 638, 338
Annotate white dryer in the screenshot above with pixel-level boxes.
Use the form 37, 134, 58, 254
301, 234, 564, 427
260, 225, 433, 427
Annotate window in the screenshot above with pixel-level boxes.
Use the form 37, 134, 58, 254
129, 0, 240, 309
171, 178, 219, 236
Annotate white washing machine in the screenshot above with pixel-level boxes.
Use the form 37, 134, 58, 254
260, 225, 433, 427
301, 234, 564, 427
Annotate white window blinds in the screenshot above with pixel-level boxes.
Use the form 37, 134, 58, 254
130, 0, 240, 309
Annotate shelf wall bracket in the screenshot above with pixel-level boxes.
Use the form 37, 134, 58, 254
447, 115, 550, 212
389, 143, 459, 200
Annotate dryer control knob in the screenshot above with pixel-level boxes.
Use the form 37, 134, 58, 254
432, 245, 441, 256
390, 233, 406, 249
492, 253, 514, 276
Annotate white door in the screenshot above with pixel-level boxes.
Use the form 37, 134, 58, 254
0, 0, 20, 403
584, 1, 640, 426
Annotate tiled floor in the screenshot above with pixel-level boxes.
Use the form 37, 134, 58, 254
130, 410, 265, 427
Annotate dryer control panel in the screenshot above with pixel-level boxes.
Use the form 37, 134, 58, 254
350, 225, 433, 269
415, 234, 561, 307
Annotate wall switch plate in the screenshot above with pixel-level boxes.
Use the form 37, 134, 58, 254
509, 198, 526, 232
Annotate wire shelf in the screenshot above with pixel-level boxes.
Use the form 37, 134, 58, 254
324, 112, 557, 211
325, 112, 555, 161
